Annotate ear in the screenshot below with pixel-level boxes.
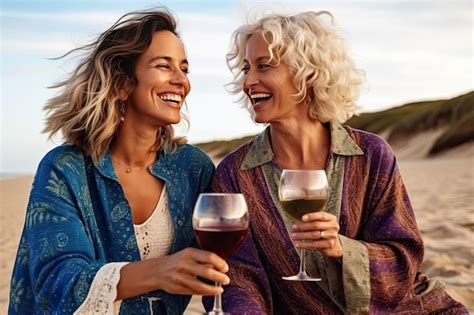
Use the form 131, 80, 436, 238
305, 85, 315, 102
118, 78, 134, 101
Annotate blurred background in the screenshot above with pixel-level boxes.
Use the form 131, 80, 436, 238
1, 0, 472, 175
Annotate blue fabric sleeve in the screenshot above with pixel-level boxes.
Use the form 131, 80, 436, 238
19, 160, 104, 314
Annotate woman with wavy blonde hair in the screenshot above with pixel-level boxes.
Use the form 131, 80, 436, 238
9, 8, 229, 315
207, 11, 467, 314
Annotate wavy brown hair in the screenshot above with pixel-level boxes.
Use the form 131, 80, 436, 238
43, 8, 187, 161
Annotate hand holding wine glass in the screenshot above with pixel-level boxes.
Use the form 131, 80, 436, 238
279, 170, 328, 281
291, 210, 343, 258
193, 193, 249, 315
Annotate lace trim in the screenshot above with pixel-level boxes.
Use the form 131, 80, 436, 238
134, 186, 174, 260
74, 262, 128, 315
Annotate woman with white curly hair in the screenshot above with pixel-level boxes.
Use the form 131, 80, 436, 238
206, 11, 467, 314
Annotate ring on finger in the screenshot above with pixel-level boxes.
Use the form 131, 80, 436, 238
320, 230, 325, 238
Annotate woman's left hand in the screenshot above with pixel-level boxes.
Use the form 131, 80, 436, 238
291, 211, 343, 258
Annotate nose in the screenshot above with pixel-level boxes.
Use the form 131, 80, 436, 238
170, 69, 190, 96
170, 68, 190, 88
243, 68, 259, 90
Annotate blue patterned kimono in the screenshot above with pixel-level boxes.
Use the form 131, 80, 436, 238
9, 144, 215, 314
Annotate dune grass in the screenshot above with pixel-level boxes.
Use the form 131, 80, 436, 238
346, 91, 473, 155
429, 109, 474, 155
196, 135, 255, 159
195, 91, 474, 158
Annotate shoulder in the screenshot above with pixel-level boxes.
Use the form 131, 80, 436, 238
216, 139, 253, 173
345, 126, 395, 160
175, 144, 214, 164
218, 143, 251, 169
173, 144, 215, 170
32, 145, 86, 194
39, 144, 85, 169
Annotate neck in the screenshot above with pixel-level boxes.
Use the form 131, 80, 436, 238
270, 120, 330, 170
110, 124, 158, 167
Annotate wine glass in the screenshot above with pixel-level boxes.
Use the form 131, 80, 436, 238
193, 193, 249, 315
278, 170, 328, 281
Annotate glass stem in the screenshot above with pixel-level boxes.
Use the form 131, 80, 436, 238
299, 248, 307, 275
212, 282, 223, 313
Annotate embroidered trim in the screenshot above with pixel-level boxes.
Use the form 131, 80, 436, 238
74, 262, 128, 314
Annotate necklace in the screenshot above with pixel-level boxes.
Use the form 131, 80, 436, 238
111, 152, 156, 174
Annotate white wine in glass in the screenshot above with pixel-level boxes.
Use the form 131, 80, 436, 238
193, 193, 249, 315
278, 169, 328, 281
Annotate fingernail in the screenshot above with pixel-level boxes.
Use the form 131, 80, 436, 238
302, 215, 308, 220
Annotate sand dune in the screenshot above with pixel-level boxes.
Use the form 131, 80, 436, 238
1, 156, 473, 313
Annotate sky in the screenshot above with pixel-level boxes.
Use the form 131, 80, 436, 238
1, 0, 473, 174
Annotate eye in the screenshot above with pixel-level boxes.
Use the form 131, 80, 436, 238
155, 64, 171, 70
259, 64, 270, 70
241, 64, 250, 74
181, 67, 190, 74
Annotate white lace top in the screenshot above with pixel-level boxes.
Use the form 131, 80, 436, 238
74, 186, 175, 314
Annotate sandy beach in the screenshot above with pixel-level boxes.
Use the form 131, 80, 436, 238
1, 156, 473, 314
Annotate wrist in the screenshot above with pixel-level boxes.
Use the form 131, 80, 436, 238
117, 259, 160, 300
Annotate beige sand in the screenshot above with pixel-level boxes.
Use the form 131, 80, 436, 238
398, 157, 474, 310
1, 156, 473, 313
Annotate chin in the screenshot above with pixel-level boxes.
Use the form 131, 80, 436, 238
253, 114, 270, 124
168, 118, 181, 125
164, 113, 182, 125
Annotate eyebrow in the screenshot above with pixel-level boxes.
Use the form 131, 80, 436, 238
243, 56, 271, 64
148, 55, 189, 65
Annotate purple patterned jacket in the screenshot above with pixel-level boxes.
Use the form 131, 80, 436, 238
206, 123, 467, 314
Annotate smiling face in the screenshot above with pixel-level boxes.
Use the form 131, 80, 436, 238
242, 33, 305, 124
124, 30, 190, 127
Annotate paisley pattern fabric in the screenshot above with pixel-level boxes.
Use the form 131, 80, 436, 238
75, 187, 174, 314
207, 123, 467, 314
9, 144, 215, 314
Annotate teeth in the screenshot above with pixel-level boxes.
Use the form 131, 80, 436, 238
159, 94, 182, 103
250, 93, 272, 99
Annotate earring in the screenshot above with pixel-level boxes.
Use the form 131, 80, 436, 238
120, 101, 125, 122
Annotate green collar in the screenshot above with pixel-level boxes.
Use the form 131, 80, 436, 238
240, 122, 364, 171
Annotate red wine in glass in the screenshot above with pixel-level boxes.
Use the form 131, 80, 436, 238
195, 225, 248, 260
193, 193, 249, 315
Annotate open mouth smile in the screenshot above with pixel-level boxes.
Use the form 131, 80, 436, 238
250, 92, 272, 106
158, 93, 183, 107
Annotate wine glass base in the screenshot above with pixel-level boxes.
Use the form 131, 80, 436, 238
282, 274, 322, 281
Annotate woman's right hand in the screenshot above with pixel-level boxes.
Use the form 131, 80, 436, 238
154, 247, 230, 296
116, 247, 229, 300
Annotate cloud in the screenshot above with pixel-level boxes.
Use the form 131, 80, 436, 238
2, 38, 77, 55
0, 10, 123, 25
1, 1, 472, 173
